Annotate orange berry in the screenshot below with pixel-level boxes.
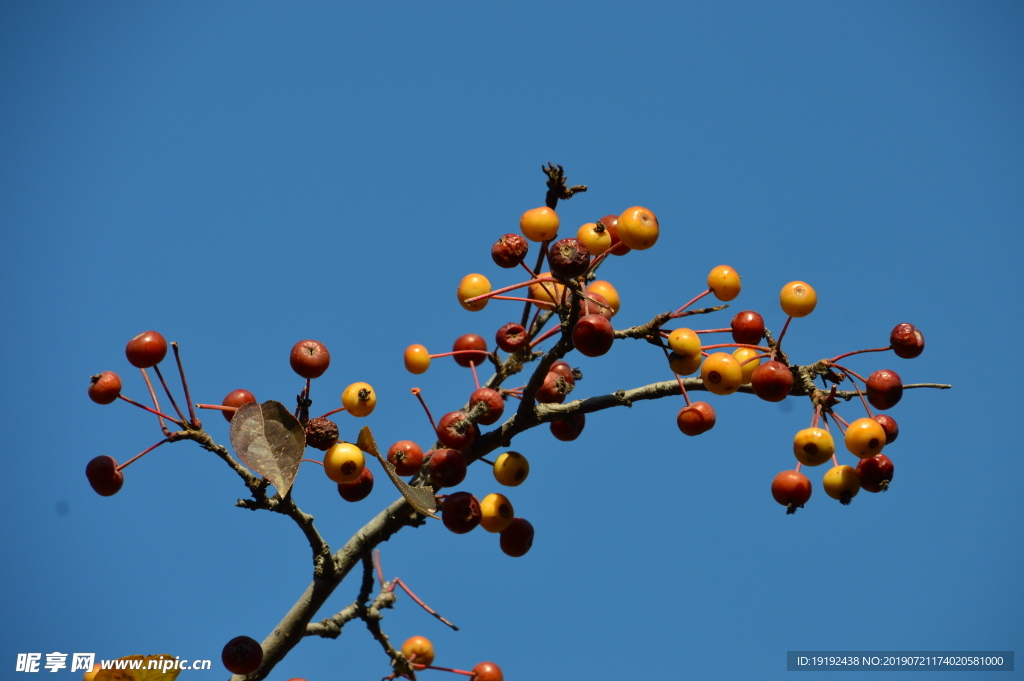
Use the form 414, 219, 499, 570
457, 273, 491, 311
667, 328, 701, 357
528, 272, 565, 309
324, 443, 365, 484
577, 222, 612, 256
404, 344, 430, 374
844, 417, 886, 458
341, 382, 376, 417
732, 347, 761, 384
668, 351, 703, 376
823, 465, 861, 505
520, 206, 559, 242
479, 493, 514, 533
792, 427, 835, 466
616, 206, 659, 250
780, 281, 817, 317
493, 451, 530, 486
586, 280, 620, 316
707, 265, 741, 302
700, 352, 743, 395
401, 636, 435, 667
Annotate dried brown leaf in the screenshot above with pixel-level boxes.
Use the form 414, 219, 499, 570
356, 426, 438, 519
229, 400, 305, 497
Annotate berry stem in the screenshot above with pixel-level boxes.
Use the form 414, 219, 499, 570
695, 328, 732, 334
672, 289, 711, 316
794, 462, 802, 473
478, 457, 495, 466
392, 578, 459, 630
171, 342, 201, 428
740, 353, 772, 366
529, 325, 561, 348
116, 437, 171, 471
829, 362, 869, 384
462, 276, 556, 304
117, 394, 185, 426
410, 388, 437, 432
300, 458, 325, 466
373, 549, 386, 588
196, 403, 236, 412
844, 371, 874, 417
151, 364, 189, 425
773, 316, 794, 358
429, 350, 494, 359
492, 295, 555, 307
139, 368, 171, 435
658, 338, 691, 405
811, 404, 822, 428
584, 250, 611, 276
319, 406, 348, 418
520, 241, 550, 328
700, 343, 772, 352
469, 361, 480, 391
829, 410, 850, 430
416, 665, 475, 677
830, 346, 893, 362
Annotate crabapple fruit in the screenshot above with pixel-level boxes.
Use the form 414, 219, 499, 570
479, 493, 514, 533
866, 369, 903, 410
771, 470, 812, 514
86, 455, 124, 496
499, 517, 534, 557
404, 344, 431, 374
323, 443, 365, 484
676, 401, 716, 436
458, 273, 492, 311
823, 465, 861, 505
730, 311, 765, 346
442, 492, 482, 534
387, 440, 424, 476
700, 352, 742, 395
844, 417, 887, 458
491, 233, 529, 268
857, 454, 894, 493
550, 413, 585, 441
780, 281, 817, 317
572, 314, 614, 357
520, 206, 559, 242
750, 361, 793, 402
436, 411, 478, 450
337, 467, 374, 502
221, 636, 263, 675
125, 330, 168, 368
290, 340, 330, 379
401, 636, 435, 667
221, 389, 256, 423
342, 382, 376, 417
792, 427, 834, 466
707, 265, 741, 302
890, 322, 925, 359
452, 334, 488, 368
616, 206, 659, 250
495, 322, 527, 353
88, 372, 122, 405
548, 237, 590, 279
428, 449, 467, 488
493, 451, 529, 486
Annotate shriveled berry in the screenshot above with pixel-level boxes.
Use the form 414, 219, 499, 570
491, 233, 529, 268
305, 416, 339, 451
548, 237, 590, 279
536, 372, 573, 404
88, 372, 122, 405
495, 322, 527, 353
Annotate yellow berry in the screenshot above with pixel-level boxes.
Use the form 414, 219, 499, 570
732, 347, 761, 385
700, 352, 743, 395
324, 442, 365, 484
577, 222, 611, 256
707, 265, 741, 301
401, 636, 435, 667
823, 465, 861, 505
342, 382, 376, 417
667, 328, 701, 357
493, 451, 529, 486
520, 206, 559, 242
616, 206, 659, 250
479, 493, 514, 533
586, 280, 620, 316
404, 344, 430, 374
780, 281, 817, 317
457, 273, 491, 312
844, 417, 886, 458
792, 427, 835, 466
668, 351, 703, 376
528, 272, 565, 309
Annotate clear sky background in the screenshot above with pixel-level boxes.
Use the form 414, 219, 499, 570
2, 3, 1022, 680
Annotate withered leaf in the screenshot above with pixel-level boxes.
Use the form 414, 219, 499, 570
94, 655, 181, 680
356, 426, 438, 519
229, 400, 305, 497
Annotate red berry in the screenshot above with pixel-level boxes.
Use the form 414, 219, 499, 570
442, 491, 482, 534
428, 449, 467, 488
866, 369, 903, 410
536, 372, 573, 404
750, 361, 794, 402
572, 314, 614, 357
337, 467, 374, 502
86, 455, 124, 496
470, 387, 505, 425
890, 323, 925, 359
873, 413, 899, 444
88, 372, 122, 405
492, 233, 530, 268
471, 662, 504, 681
548, 237, 591, 279
856, 454, 894, 493
125, 331, 168, 368
676, 401, 716, 436
499, 517, 534, 557
771, 470, 812, 514
550, 413, 585, 441
495, 322, 528, 353
452, 333, 488, 368
580, 291, 613, 320
599, 214, 630, 256
221, 389, 257, 423
730, 311, 765, 346
436, 411, 479, 450
289, 340, 330, 379
549, 360, 576, 382
387, 440, 424, 476
221, 636, 263, 675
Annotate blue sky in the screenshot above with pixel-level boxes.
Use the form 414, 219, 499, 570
1, 2, 1022, 680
